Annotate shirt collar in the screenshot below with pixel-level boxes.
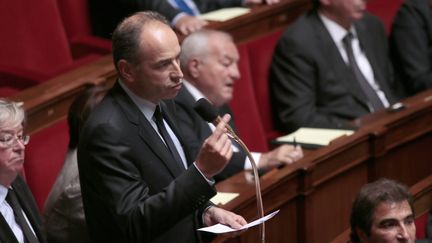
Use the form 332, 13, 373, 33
118, 79, 157, 122
319, 13, 358, 45
183, 80, 207, 102
0, 184, 8, 204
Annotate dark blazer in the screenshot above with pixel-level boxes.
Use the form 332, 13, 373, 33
390, 0, 432, 95
174, 86, 246, 182
77, 82, 216, 243
0, 176, 47, 243
270, 11, 397, 133
90, 0, 243, 38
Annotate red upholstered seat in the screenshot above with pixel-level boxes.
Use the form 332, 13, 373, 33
415, 211, 430, 239
367, 0, 404, 34
56, 0, 112, 59
229, 44, 268, 152
0, 0, 103, 97
247, 30, 284, 141
24, 120, 69, 210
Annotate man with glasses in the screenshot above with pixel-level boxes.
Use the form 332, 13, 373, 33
0, 98, 47, 243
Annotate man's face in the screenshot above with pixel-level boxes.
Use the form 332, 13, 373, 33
194, 38, 240, 107
126, 21, 183, 104
322, 0, 367, 27
0, 124, 25, 181
361, 200, 416, 243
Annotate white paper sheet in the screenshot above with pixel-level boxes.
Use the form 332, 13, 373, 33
210, 192, 239, 205
199, 7, 250, 21
197, 210, 280, 234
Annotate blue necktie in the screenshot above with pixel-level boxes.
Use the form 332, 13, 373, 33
174, 0, 196, 16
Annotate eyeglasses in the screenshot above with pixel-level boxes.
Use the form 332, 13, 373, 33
0, 134, 30, 148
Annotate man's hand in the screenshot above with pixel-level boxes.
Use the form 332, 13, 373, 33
174, 15, 208, 35
195, 114, 233, 179
203, 206, 247, 229
259, 144, 303, 169
245, 0, 280, 6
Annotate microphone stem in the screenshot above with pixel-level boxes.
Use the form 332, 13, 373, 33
230, 132, 265, 243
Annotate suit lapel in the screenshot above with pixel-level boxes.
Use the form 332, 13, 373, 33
111, 82, 184, 178
11, 176, 44, 242
311, 13, 369, 109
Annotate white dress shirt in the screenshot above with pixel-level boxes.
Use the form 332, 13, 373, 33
0, 185, 37, 243
319, 13, 390, 108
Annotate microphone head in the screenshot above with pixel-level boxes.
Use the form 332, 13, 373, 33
194, 98, 218, 122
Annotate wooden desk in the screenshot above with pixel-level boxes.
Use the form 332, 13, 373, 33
205, 0, 310, 44
214, 90, 432, 243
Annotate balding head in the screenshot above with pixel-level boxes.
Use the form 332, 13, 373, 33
112, 11, 169, 73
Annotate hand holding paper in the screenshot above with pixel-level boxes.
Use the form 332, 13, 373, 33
198, 210, 280, 234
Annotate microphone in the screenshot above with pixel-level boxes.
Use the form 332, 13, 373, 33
194, 98, 237, 139
194, 98, 266, 243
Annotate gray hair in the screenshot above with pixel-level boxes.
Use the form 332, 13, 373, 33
180, 29, 233, 71
0, 99, 25, 130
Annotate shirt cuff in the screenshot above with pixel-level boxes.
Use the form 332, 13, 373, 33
193, 162, 215, 186
171, 12, 188, 26
244, 152, 261, 170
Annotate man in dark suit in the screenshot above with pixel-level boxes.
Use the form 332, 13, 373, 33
175, 29, 303, 181
78, 12, 246, 243
0, 99, 47, 243
90, 0, 279, 37
390, 0, 432, 96
270, 0, 398, 133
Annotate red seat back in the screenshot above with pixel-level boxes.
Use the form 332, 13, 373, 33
247, 30, 284, 141
229, 44, 268, 152
415, 211, 430, 239
0, 0, 73, 78
367, 0, 404, 34
24, 120, 69, 210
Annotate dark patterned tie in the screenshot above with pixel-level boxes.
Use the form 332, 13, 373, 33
154, 105, 185, 170
6, 189, 39, 243
342, 32, 384, 111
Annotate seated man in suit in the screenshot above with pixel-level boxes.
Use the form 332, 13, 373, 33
78, 11, 246, 243
175, 29, 303, 182
0, 99, 47, 243
270, 0, 398, 133
390, 0, 432, 95
90, 0, 279, 37
349, 178, 417, 243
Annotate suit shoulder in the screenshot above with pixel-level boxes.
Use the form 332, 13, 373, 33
280, 12, 316, 41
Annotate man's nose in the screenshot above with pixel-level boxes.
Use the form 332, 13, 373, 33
171, 59, 183, 80
396, 225, 410, 241
230, 64, 240, 80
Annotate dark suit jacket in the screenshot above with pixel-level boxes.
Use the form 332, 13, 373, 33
173, 86, 246, 182
390, 0, 432, 95
90, 0, 243, 38
0, 176, 47, 243
270, 11, 397, 133
77, 82, 216, 243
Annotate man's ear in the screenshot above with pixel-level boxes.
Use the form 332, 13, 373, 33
118, 59, 135, 83
188, 59, 200, 79
356, 227, 369, 242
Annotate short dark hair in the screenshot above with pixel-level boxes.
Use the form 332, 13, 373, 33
350, 178, 414, 242
67, 85, 109, 149
111, 11, 169, 72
